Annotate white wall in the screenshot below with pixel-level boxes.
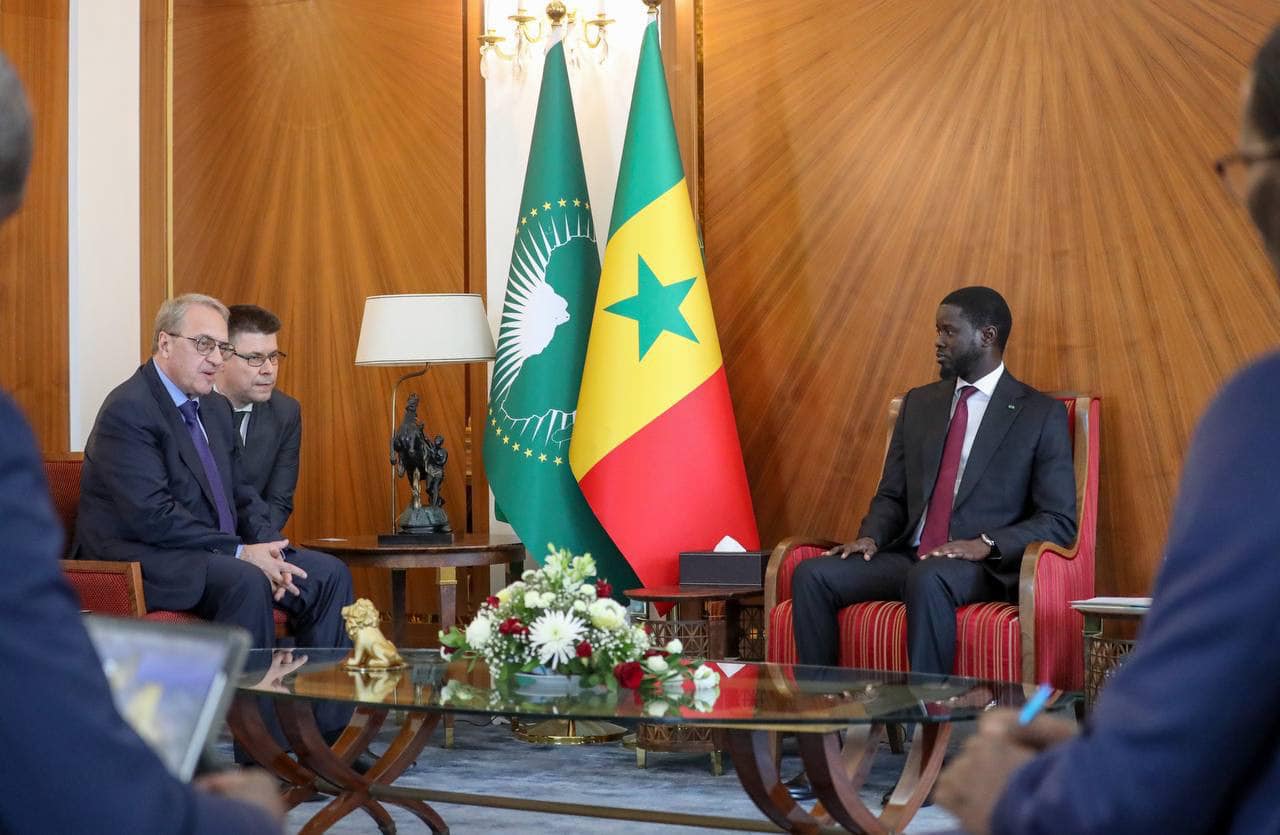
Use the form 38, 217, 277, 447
67, 0, 142, 450
484, 1, 656, 535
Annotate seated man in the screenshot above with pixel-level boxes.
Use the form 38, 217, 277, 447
77, 293, 352, 650
0, 50, 281, 834
793, 286, 1076, 676
220, 304, 300, 532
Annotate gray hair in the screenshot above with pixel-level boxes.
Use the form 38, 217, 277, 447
151, 293, 229, 353
0, 52, 32, 221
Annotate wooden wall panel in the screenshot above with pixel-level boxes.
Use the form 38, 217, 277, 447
140, 0, 170, 356
702, 0, 1280, 597
169, 0, 466, 618
0, 0, 67, 455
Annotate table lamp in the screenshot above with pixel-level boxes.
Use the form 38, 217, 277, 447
355, 294, 496, 544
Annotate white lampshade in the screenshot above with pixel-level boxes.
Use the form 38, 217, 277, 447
355, 294, 496, 366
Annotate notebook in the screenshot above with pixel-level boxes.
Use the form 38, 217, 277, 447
83, 614, 250, 780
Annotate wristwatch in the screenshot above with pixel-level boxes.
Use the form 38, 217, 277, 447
979, 532, 999, 557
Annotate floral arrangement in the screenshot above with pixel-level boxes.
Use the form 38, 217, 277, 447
439, 545, 720, 693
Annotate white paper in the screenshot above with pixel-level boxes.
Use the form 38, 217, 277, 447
713, 535, 746, 552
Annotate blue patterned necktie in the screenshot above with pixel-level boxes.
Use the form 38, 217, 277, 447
178, 399, 236, 535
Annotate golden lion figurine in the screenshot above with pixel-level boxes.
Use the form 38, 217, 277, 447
341, 598, 406, 670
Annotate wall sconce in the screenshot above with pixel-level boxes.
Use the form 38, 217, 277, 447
479, 1, 616, 80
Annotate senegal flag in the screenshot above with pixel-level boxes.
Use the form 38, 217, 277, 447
569, 19, 760, 589
485, 32, 638, 589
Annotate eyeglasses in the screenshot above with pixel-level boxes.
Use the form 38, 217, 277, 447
166, 332, 235, 359
1215, 148, 1280, 202
232, 350, 287, 367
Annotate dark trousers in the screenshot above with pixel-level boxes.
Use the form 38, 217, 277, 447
790, 550, 1005, 675
193, 547, 354, 649
196, 548, 356, 758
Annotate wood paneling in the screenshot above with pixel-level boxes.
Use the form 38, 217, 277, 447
167, 0, 466, 617
0, 0, 67, 454
140, 0, 171, 356
702, 1, 1280, 597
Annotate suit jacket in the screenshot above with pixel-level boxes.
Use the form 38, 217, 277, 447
993, 354, 1280, 835
230, 389, 300, 532
857, 371, 1076, 592
0, 392, 275, 835
76, 361, 282, 611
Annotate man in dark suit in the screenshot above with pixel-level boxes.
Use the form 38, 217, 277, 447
0, 52, 282, 833
220, 304, 300, 531
936, 27, 1280, 835
792, 286, 1077, 676
77, 294, 352, 649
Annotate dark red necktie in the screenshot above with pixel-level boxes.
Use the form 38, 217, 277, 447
918, 385, 977, 554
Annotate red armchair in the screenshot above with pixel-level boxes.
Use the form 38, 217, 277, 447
764, 394, 1099, 691
46, 459, 285, 632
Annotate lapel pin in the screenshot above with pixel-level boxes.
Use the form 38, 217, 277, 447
1008, 404, 1016, 410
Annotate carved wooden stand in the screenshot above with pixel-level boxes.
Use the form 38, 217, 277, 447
228, 696, 448, 834
724, 722, 950, 834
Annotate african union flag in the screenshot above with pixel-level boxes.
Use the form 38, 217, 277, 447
569, 18, 760, 589
485, 30, 638, 589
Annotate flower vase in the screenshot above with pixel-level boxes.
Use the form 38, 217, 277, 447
514, 667, 582, 696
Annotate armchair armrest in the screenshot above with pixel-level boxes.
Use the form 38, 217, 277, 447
60, 560, 147, 618
763, 536, 840, 661
1017, 538, 1093, 689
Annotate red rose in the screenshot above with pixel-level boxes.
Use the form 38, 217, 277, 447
595, 579, 612, 599
486, 595, 500, 608
576, 641, 593, 658
498, 617, 528, 636
644, 648, 667, 658
613, 661, 643, 689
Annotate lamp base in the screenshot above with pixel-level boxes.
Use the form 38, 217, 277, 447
378, 531, 455, 546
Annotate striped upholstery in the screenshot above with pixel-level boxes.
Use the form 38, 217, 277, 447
764, 395, 1099, 690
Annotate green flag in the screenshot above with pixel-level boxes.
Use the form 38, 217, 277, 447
485, 36, 639, 590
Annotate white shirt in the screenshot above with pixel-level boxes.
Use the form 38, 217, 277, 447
912, 363, 1005, 546
234, 404, 253, 444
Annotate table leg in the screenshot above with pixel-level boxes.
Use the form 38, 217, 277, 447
390, 568, 407, 646
723, 599, 742, 659
276, 699, 447, 834
438, 566, 458, 748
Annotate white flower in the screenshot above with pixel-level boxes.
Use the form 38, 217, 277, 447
645, 655, 669, 674
440, 680, 463, 703
539, 591, 557, 608
644, 700, 670, 718
691, 665, 720, 690
496, 586, 513, 606
691, 689, 717, 712
572, 600, 587, 612
524, 591, 542, 609
579, 584, 597, 600
528, 610, 586, 669
571, 554, 596, 577
588, 598, 627, 630
521, 569, 536, 582
465, 614, 494, 648
665, 639, 683, 655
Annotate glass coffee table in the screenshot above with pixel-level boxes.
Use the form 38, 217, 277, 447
229, 648, 1063, 834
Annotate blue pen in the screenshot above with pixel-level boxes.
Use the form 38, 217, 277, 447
1018, 682, 1054, 725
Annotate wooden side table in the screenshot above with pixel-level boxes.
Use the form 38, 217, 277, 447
624, 584, 764, 773
302, 533, 523, 645
1070, 597, 1151, 708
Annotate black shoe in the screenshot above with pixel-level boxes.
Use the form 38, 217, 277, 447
784, 772, 815, 802
881, 786, 933, 807
351, 750, 379, 775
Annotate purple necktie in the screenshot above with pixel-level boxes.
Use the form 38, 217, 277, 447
178, 399, 236, 535
918, 385, 977, 554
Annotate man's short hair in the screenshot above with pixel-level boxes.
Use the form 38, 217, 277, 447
940, 286, 1013, 350
0, 52, 32, 221
151, 294, 229, 353
227, 304, 282, 342
1250, 26, 1280, 143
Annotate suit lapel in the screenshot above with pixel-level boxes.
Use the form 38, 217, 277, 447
916, 381, 957, 511
142, 361, 221, 514
954, 372, 1025, 508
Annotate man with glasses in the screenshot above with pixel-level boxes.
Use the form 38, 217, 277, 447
77, 294, 353, 652
937, 24, 1280, 835
219, 304, 299, 531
